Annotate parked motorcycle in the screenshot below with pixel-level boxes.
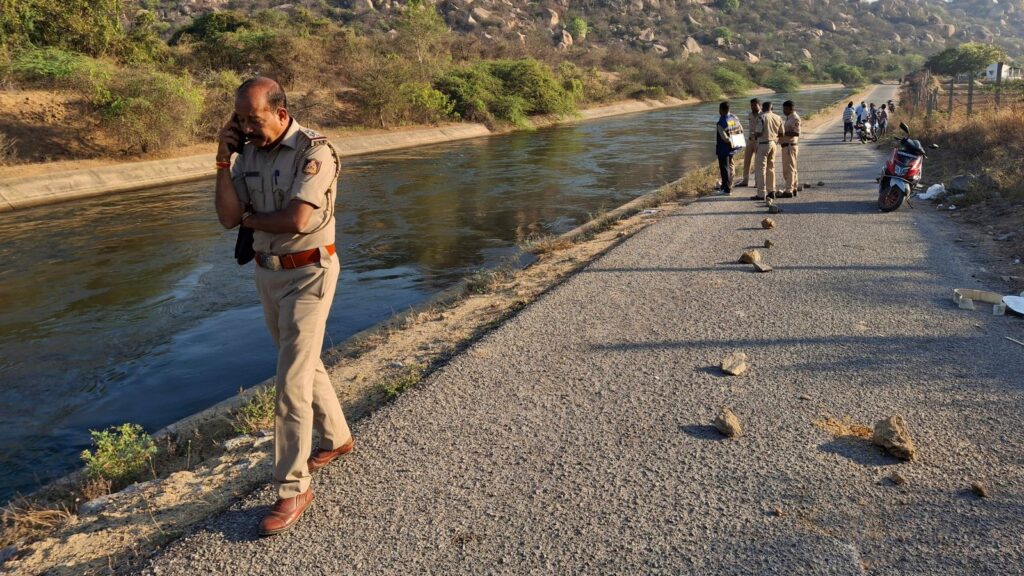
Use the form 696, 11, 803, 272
877, 122, 938, 212
856, 121, 877, 143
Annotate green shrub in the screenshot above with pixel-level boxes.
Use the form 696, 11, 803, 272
10, 47, 88, 82
1, 0, 126, 56
80, 423, 157, 484
713, 27, 732, 42
8, 46, 114, 98
824, 63, 867, 86
762, 69, 799, 93
712, 67, 755, 95
232, 385, 276, 435
98, 68, 203, 153
567, 17, 588, 42
685, 73, 723, 100
398, 82, 457, 123
436, 59, 576, 127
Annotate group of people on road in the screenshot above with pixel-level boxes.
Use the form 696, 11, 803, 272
842, 99, 895, 142
715, 97, 801, 202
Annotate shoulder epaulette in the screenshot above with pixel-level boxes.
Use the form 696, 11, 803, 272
298, 127, 328, 146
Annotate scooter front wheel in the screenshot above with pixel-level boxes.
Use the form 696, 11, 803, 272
878, 185, 905, 212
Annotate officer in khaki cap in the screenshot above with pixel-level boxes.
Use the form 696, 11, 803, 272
780, 100, 802, 198
752, 101, 783, 201
214, 76, 352, 536
737, 97, 761, 187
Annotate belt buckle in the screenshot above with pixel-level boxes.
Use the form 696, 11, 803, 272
258, 253, 282, 271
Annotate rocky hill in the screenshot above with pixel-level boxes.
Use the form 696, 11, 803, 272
150, 0, 1023, 71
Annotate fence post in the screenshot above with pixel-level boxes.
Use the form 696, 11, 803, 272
948, 77, 955, 119
996, 62, 1004, 107
967, 75, 974, 116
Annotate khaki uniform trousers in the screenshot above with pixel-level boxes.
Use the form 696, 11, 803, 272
741, 142, 756, 183
754, 141, 777, 197
255, 253, 351, 500
782, 143, 799, 193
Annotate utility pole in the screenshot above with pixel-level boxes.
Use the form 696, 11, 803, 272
948, 77, 955, 119
996, 62, 1004, 108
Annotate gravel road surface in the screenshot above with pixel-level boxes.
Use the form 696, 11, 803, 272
144, 85, 1024, 575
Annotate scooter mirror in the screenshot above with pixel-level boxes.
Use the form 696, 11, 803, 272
899, 122, 910, 134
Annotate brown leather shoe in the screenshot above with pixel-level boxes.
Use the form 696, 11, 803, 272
259, 488, 313, 537
307, 437, 354, 473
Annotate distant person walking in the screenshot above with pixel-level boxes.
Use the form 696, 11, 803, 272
737, 98, 761, 187
716, 101, 744, 195
752, 101, 783, 201
842, 102, 856, 142
780, 100, 801, 197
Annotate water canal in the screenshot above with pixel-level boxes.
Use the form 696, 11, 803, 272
0, 88, 851, 500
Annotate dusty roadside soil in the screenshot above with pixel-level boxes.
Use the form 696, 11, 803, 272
0, 83, 855, 575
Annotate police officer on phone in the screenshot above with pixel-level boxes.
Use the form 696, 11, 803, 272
214, 76, 353, 537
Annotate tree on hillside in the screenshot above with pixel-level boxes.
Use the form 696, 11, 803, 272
925, 42, 1006, 76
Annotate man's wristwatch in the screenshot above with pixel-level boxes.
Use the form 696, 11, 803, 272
241, 208, 254, 226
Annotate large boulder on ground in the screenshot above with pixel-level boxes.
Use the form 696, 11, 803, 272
684, 36, 702, 54
556, 29, 573, 50
546, 8, 559, 28
745, 52, 760, 64
639, 27, 656, 42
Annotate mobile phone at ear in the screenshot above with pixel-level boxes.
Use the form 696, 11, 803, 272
228, 113, 248, 153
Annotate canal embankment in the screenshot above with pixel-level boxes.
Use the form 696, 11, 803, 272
0, 85, 842, 213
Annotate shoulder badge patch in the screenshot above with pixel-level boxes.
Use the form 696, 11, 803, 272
303, 158, 322, 176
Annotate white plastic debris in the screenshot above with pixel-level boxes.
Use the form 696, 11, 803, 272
948, 205, 957, 210
917, 183, 946, 200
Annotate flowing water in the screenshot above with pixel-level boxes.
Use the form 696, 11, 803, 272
0, 88, 850, 501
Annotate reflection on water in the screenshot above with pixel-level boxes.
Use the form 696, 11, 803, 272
0, 89, 850, 500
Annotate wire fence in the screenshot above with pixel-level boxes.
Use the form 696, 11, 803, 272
904, 69, 1024, 119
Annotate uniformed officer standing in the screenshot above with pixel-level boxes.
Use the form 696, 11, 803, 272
780, 100, 801, 198
214, 77, 353, 536
752, 101, 783, 201
737, 98, 761, 187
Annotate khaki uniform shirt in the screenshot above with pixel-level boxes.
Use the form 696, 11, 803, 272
231, 120, 339, 254
781, 112, 802, 145
748, 110, 761, 139
758, 111, 783, 144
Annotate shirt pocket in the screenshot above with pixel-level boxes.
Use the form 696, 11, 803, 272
243, 173, 264, 210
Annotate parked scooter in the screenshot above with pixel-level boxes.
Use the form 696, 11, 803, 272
877, 122, 938, 212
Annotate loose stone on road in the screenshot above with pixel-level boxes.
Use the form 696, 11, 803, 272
144, 86, 1024, 575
